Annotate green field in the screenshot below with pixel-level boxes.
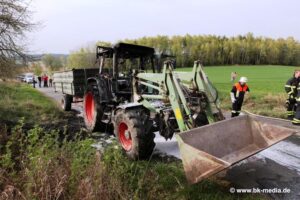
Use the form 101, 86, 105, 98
180, 65, 295, 94
179, 65, 296, 118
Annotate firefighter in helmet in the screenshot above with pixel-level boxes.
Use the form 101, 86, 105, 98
230, 77, 250, 117
285, 69, 300, 120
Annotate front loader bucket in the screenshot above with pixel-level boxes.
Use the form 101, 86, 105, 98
176, 115, 298, 184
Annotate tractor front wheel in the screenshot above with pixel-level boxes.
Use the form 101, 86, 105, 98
113, 109, 155, 160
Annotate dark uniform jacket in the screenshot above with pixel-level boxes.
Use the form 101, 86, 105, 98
231, 82, 250, 102
285, 77, 299, 98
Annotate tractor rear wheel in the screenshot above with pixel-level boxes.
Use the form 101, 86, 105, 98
83, 90, 105, 132
113, 109, 155, 160
61, 94, 72, 111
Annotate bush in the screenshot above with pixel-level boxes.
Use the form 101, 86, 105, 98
0, 121, 98, 199
0, 121, 262, 200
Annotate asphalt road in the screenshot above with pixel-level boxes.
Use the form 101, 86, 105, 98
36, 86, 300, 200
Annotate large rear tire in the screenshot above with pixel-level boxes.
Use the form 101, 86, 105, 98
113, 109, 155, 160
83, 90, 105, 132
61, 94, 72, 111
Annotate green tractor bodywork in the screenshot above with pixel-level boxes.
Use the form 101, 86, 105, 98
132, 60, 224, 134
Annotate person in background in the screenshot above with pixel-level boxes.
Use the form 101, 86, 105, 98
231, 72, 238, 84
49, 76, 53, 87
43, 74, 48, 87
38, 76, 42, 88
32, 75, 36, 88
285, 69, 300, 120
230, 76, 250, 117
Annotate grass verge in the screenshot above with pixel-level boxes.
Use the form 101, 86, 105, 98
0, 123, 262, 200
0, 82, 63, 127
0, 82, 264, 199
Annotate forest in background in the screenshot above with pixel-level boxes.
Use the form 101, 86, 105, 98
65, 33, 300, 69
22, 33, 300, 76
123, 33, 300, 67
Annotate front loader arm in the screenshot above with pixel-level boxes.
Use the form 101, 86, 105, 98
174, 61, 224, 122
133, 61, 193, 132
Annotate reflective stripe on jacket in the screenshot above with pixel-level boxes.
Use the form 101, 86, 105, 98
231, 82, 250, 101
285, 77, 299, 97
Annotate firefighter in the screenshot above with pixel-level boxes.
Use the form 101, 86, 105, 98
285, 70, 300, 120
230, 77, 250, 117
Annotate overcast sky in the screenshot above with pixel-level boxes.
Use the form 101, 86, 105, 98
27, 0, 300, 54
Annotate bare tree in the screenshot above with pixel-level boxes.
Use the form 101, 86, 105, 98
0, 0, 35, 77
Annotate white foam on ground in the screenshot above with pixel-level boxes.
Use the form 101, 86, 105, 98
154, 132, 181, 159
255, 140, 300, 174
153, 132, 300, 176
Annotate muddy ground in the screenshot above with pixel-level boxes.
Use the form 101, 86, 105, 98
37, 86, 300, 200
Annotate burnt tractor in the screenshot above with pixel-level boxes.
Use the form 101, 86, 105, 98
54, 43, 298, 184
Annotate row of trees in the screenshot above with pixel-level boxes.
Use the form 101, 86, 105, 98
20, 33, 300, 75
67, 48, 95, 68
42, 54, 65, 71
66, 34, 300, 69
65, 41, 111, 69
123, 33, 300, 67
28, 54, 66, 77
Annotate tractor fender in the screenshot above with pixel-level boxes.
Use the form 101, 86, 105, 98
116, 102, 144, 111
86, 77, 99, 89
86, 77, 110, 103
86, 77, 99, 92
85, 77, 101, 99
112, 103, 151, 134
113, 103, 145, 115
86, 77, 98, 83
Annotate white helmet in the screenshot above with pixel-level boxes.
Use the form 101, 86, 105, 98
239, 76, 248, 83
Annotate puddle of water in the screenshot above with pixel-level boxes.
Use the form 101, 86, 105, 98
154, 132, 181, 159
